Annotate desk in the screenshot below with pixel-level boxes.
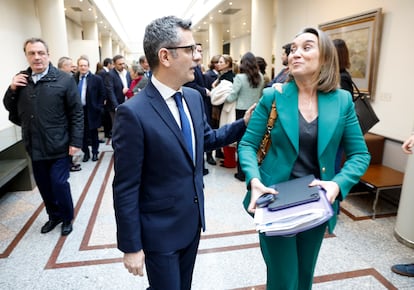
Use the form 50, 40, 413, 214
360, 164, 404, 218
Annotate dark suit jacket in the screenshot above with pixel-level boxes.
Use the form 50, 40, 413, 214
107, 69, 131, 111
112, 81, 246, 253
184, 65, 212, 123
204, 69, 218, 90
97, 68, 112, 111
74, 72, 105, 129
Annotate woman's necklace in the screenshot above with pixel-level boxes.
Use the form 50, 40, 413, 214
299, 95, 317, 122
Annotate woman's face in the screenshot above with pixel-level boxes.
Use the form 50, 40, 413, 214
288, 32, 320, 80
217, 56, 229, 72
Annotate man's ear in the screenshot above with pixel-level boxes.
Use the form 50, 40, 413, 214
158, 48, 171, 67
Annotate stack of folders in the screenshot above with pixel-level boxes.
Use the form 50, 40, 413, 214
254, 175, 334, 236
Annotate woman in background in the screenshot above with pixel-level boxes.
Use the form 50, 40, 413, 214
126, 63, 145, 99
226, 52, 264, 181
333, 38, 353, 95
333, 38, 353, 173
210, 54, 236, 168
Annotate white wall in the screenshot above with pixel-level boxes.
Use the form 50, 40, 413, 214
66, 17, 82, 41
69, 40, 100, 71
230, 34, 251, 63
0, 0, 41, 148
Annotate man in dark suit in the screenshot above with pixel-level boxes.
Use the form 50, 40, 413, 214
107, 54, 131, 123
184, 43, 213, 172
112, 16, 254, 290
97, 57, 114, 139
75, 56, 105, 162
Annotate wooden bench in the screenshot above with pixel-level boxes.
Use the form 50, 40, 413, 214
359, 133, 404, 218
0, 141, 35, 192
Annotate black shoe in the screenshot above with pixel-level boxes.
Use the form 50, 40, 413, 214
61, 222, 73, 236
234, 173, 245, 181
92, 153, 98, 161
82, 154, 90, 162
206, 155, 216, 165
70, 164, 81, 172
215, 150, 224, 159
203, 168, 209, 176
41, 219, 62, 234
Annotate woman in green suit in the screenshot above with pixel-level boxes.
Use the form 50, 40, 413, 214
238, 27, 370, 290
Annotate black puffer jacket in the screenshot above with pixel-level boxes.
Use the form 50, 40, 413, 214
3, 64, 83, 161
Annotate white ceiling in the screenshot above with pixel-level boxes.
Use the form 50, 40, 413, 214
64, 0, 252, 54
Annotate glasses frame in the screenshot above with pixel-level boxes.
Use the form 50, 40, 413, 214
165, 44, 197, 56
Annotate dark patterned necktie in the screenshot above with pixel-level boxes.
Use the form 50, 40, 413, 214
173, 92, 193, 160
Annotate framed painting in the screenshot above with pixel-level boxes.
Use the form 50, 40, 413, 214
319, 8, 382, 97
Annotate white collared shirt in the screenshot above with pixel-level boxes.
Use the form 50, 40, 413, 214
152, 76, 195, 161
32, 66, 49, 83
117, 69, 128, 89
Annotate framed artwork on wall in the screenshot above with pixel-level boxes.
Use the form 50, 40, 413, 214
319, 8, 382, 98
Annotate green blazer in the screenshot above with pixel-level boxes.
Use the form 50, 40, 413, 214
239, 81, 370, 233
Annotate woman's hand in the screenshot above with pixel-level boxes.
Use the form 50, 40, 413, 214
309, 179, 340, 204
248, 178, 278, 213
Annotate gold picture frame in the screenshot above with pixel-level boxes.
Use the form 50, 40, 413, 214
319, 8, 382, 97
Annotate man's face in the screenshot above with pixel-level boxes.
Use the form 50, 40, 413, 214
71, 64, 78, 73
25, 42, 49, 73
78, 59, 89, 75
115, 58, 126, 72
196, 44, 203, 65
141, 58, 149, 71
168, 30, 200, 87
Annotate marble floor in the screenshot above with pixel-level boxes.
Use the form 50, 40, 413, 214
1, 140, 414, 290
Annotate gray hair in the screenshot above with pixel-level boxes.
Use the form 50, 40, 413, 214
143, 15, 192, 71
58, 56, 72, 69
23, 37, 49, 53
131, 64, 145, 76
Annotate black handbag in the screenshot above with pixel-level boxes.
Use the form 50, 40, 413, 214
351, 80, 379, 134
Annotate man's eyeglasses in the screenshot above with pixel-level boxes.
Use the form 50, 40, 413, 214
165, 44, 197, 56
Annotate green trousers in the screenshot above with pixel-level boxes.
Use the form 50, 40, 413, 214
259, 222, 327, 290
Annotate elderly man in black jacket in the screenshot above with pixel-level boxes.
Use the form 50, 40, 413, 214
3, 38, 83, 236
